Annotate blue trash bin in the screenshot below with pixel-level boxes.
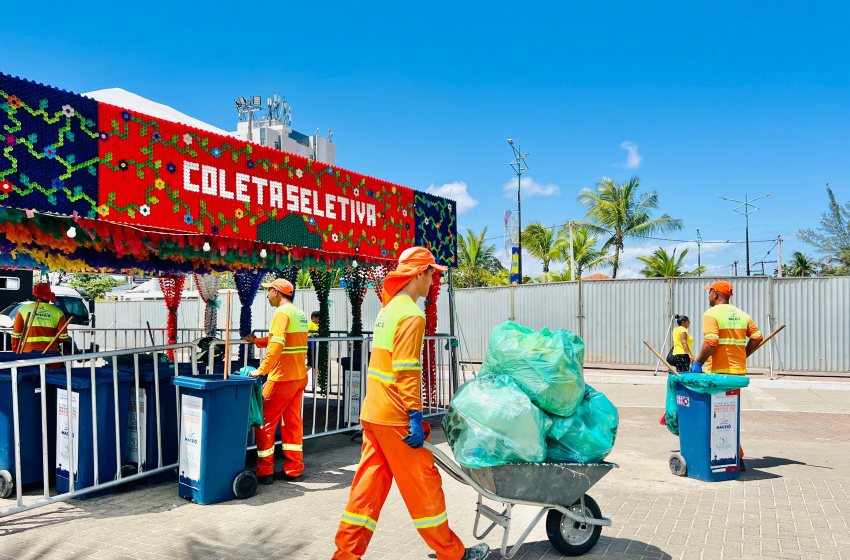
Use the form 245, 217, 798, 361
118, 363, 180, 485
0, 352, 56, 497
45, 368, 133, 499
172, 374, 259, 505
675, 385, 741, 482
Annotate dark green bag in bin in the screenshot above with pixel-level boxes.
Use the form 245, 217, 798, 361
235, 367, 264, 428
479, 321, 585, 417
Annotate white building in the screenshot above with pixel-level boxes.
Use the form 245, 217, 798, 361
230, 94, 335, 165
84, 89, 336, 165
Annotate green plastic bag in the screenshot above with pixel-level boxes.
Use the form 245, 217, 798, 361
546, 385, 618, 464
234, 367, 264, 428
664, 373, 750, 435
443, 374, 552, 469
479, 321, 585, 417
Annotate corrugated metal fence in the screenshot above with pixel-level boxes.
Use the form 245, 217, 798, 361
96, 276, 848, 373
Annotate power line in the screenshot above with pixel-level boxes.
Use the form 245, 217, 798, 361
485, 219, 779, 245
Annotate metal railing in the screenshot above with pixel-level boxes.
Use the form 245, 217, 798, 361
1, 333, 460, 520
0, 342, 197, 519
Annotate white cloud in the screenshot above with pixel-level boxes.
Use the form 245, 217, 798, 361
617, 141, 642, 169
426, 181, 479, 215
502, 176, 560, 199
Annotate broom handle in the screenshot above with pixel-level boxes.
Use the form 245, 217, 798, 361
17, 302, 41, 354
42, 316, 73, 354
748, 324, 786, 356
643, 340, 681, 376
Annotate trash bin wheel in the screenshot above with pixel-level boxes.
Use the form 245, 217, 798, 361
545, 494, 602, 557
233, 470, 258, 499
669, 453, 687, 476
0, 470, 13, 499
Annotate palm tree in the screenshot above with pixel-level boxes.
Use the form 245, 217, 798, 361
576, 177, 683, 278
457, 227, 497, 288
554, 226, 615, 280
637, 247, 706, 277
521, 222, 562, 282
487, 269, 512, 286
785, 251, 817, 277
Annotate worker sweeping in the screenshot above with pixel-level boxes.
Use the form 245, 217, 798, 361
243, 278, 309, 484
11, 283, 69, 354
690, 280, 763, 469
332, 247, 489, 560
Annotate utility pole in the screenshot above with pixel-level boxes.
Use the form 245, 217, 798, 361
696, 229, 702, 275
719, 192, 773, 276
508, 140, 529, 284
777, 235, 783, 278
733, 261, 739, 276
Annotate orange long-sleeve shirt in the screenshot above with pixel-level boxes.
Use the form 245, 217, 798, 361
360, 294, 425, 427
254, 302, 309, 382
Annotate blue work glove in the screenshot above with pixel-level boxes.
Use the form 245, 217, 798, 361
689, 362, 704, 373
401, 410, 426, 449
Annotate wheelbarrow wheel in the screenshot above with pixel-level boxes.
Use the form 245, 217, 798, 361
0, 469, 13, 499
233, 470, 258, 499
546, 494, 602, 556
669, 453, 687, 476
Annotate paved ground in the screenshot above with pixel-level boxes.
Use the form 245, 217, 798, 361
1, 382, 849, 560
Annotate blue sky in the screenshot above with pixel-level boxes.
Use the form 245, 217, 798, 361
3, 1, 848, 277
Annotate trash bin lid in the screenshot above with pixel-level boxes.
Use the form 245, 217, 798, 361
172, 374, 257, 391
45, 368, 134, 389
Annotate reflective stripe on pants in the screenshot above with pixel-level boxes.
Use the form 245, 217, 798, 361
253, 377, 308, 477
332, 421, 465, 560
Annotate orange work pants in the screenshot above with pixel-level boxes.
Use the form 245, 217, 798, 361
332, 420, 466, 560
253, 377, 308, 477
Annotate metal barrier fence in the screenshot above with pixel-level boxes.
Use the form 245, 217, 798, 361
0, 342, 197, 519
2, 333, 460, 520
204, 334, 460, 441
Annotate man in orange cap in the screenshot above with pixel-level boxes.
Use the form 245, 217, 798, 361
243, 278, 309, 484
332, 247, 489, 560
11, 283, 69, 354
691, 280, 763, 469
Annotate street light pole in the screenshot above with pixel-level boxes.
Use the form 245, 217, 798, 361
719, 192, 773, 276
696, 229, 702, 275
508, 139, 529, 284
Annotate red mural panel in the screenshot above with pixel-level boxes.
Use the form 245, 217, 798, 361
96, 103, 415, 260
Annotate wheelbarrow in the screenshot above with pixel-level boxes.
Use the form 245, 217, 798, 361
425, 442, 616, 558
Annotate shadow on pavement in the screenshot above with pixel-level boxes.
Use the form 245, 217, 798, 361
427, 535, 671, 560
739, 455, 832, 481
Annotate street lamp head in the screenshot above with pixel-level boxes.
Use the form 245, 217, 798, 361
507, 139, 513, 146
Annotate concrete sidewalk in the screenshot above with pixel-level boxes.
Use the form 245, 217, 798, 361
1, 384, 848, 560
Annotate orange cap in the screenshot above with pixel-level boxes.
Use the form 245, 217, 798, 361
704, 280, 733, 296
381, 247, 447, 306
32, 283, 56, 303
261, 278, 294, 297
398, 246, 448, 272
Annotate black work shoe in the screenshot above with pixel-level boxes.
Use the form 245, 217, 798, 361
257, 474, 274, 485
275, 471, 303, 482
462, 543, 490, 560
739, 458, 747, 472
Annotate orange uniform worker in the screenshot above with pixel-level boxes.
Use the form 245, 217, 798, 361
243, 278, 309, 485
11, 283, 69, 354
332, 247, 490, 560
691, 280, 763, 469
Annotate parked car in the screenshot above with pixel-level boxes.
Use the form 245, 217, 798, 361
0, 286, 93, 352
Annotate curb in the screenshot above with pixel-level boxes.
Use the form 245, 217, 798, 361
585, 373, 850, 391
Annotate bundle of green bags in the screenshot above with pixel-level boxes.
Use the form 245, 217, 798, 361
444, 321, 619, 468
